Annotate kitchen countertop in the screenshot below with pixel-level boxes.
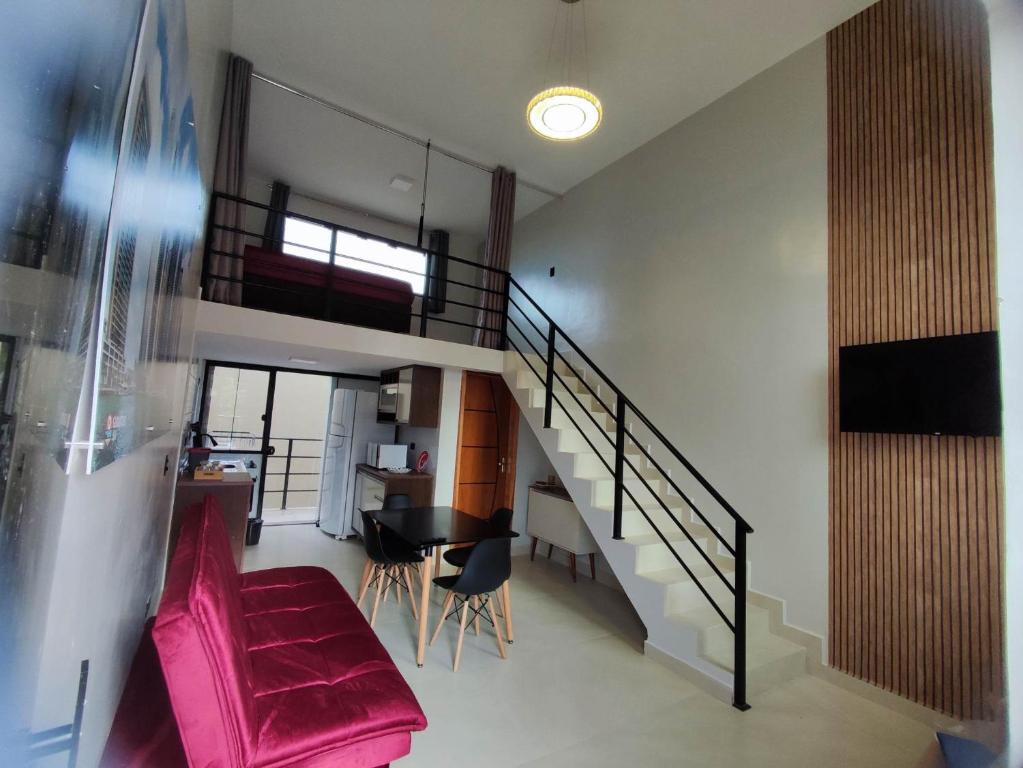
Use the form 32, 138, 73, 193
356, 463, 433, 481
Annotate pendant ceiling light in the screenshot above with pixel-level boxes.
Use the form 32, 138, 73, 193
527, 0, 602, 142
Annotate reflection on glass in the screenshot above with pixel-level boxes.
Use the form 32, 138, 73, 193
0, 0, 148, 745
89, 0, 204, 471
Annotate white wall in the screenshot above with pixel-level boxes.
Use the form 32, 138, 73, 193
985, 0, 1023, 761
511, 413, 556, 555
510, 40, 829, 639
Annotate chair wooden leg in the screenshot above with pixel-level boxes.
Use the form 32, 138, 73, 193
491, 594, 507, 660
431, 591, 455, 646
356, 559, 373, 607
589, 553, 596, 580
395, 567, 403, 606
403, 566, 418, 620
435, 548, 442, 578
381, 566, 393, 603
370, 567, 384, 628
501, 580, 514, 643
472, 596, 481, 636
453, 599, 470, 672
530, 536, 538, 561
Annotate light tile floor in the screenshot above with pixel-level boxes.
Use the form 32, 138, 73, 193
244, 524, 935, 767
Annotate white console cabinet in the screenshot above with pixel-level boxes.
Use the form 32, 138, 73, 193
526, 484, 598, 581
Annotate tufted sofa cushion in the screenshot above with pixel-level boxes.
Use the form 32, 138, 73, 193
154, 497, 427, 768
154, 497, 258, 765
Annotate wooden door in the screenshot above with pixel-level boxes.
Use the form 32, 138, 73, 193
453, 372, 519, 519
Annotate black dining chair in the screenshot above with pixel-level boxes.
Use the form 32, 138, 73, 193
356, 510, 423, 628
380, 493, 417, 584
382, 493, 413, 510
442, 507, 513, 570
429, 537, 511, 671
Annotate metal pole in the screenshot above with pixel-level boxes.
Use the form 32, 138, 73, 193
543, 323, 556, 428
324, 228, 338, 321
499, 273, 511, 350
416, 140, 431, 248
733, 522, 751, 711
420, 250, 433, 337
281, 438, 293, 511
200, 193, 217, 300
613, 392, 625, 540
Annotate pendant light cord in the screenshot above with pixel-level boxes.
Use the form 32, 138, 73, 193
582, 0, 590, 90
544, 1, 560, 90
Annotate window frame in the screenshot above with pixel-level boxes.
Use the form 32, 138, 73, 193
281, 215, 427, 296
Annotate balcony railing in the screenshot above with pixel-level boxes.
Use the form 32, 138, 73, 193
207, 430, 325, 513
200, 192, 510, 348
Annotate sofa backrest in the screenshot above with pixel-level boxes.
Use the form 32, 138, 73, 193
153, 496, 257, 767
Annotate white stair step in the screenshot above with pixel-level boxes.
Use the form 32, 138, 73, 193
590, 498, 692, 536
640, 565, 736, 614
625, 527, 720, 573
667, 604, 771, 658
573, 451, 661, 481
703, 631, 807, 695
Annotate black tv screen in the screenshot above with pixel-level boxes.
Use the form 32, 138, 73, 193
839, 331, 1001, 436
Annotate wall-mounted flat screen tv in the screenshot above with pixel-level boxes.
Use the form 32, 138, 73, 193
839, 331, 1001, 436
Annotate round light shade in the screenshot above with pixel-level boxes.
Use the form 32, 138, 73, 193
526, 86, 602, 141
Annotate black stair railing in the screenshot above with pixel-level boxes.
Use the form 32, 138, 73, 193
503, 276, 755, 712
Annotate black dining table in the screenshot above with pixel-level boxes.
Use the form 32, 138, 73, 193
369, 506, 519, 666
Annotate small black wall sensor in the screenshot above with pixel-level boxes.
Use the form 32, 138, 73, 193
549, 266, 556, 277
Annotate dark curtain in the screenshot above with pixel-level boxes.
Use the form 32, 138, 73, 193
426, 229, 449, 313
473, 166, 516, 348
261, 180, 290, 251
209, 54, 252, 305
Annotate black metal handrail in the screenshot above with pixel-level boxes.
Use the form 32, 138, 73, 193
505, 280, 753, 711
265, 436, 323, 511
201, 192, 512, 346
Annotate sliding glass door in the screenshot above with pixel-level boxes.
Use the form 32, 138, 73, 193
199, 362, 335, 526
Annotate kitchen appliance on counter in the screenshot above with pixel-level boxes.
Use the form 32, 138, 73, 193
318, 389, 393, 538
365, 442, 409, 470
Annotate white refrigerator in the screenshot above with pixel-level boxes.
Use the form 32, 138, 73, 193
318, 388, 392, 538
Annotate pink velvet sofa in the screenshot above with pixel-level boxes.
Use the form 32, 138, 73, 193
151, 496, 427, 767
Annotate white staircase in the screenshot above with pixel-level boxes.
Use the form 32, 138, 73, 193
504, 351, 807, 703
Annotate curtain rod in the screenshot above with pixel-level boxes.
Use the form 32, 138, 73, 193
251, 71, 563, 200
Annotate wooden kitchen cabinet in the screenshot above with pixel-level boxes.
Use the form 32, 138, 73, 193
168, 475, 253, 573
378, 365, 441, 427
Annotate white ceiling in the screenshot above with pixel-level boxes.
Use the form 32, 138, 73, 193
247, 78, 553, 237
234, 0, 872, 237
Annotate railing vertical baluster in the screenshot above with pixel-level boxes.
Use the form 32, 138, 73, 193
543, 322, 556, 428
733, 521, 751, 711
420, 250, 433, 337
499, 272, 511, 350
200, 193, 217, 300
281, 438, 293, 511
613, 392, 626, 540
323, 228, 338, 321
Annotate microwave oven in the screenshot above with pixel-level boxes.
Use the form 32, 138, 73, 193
366, 443, 408, 470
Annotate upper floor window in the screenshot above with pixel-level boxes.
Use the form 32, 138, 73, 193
282, 216, 427, 294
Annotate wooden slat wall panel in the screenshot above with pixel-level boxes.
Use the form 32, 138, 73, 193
827, 0, 1002, 720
